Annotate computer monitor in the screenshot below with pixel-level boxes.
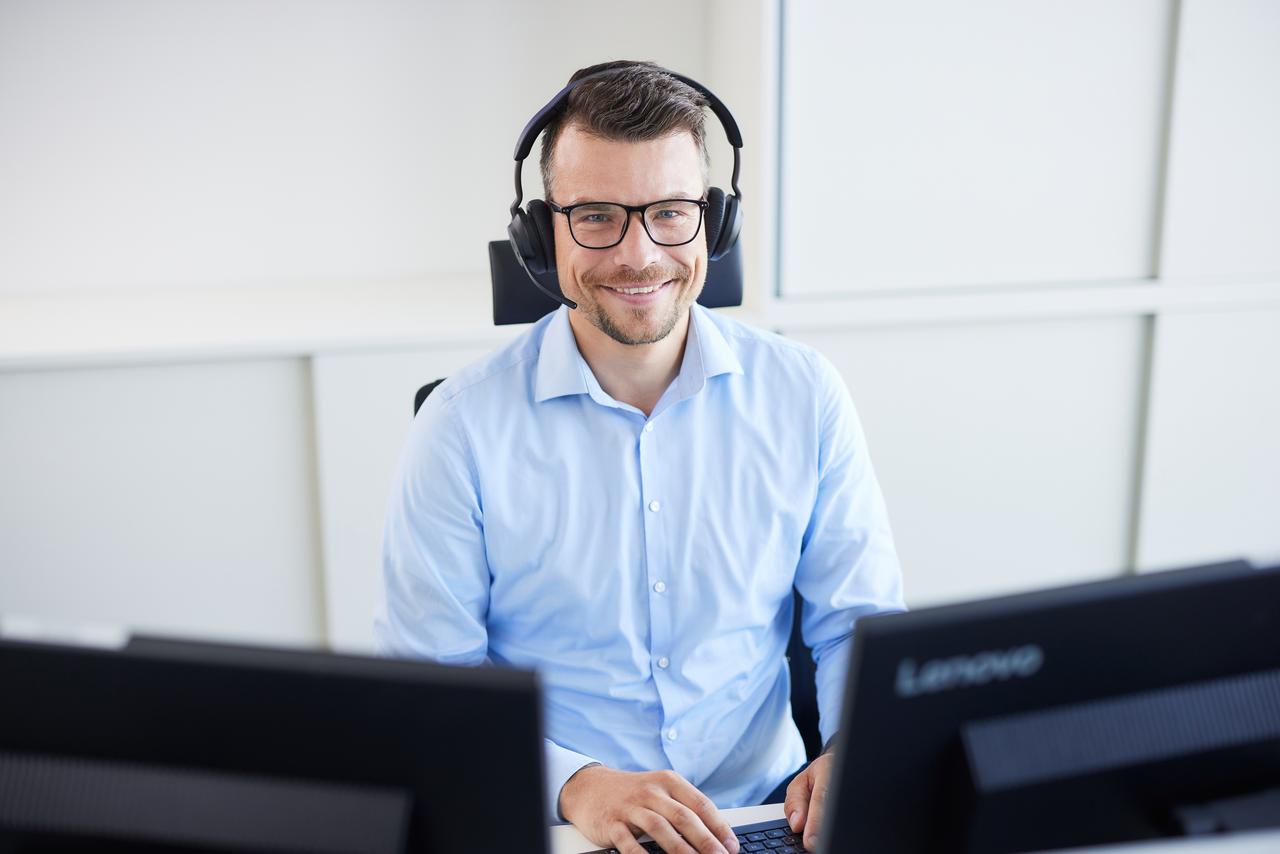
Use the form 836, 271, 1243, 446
822, 559, 1280, 853
0, 635, 549, 853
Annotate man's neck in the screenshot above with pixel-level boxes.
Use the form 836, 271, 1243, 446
568, 309, 691, 418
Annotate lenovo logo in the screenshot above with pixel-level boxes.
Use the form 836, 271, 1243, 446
895, 644, 1044, 698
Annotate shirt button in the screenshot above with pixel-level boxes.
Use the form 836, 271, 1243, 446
653, 580, 667, 593
648, 500, 661, 512
667, 728, 678, 741
644, 422, 654, 433
657, 656, 670, 669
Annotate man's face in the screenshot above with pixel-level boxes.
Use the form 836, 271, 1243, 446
549, 125, 707, 347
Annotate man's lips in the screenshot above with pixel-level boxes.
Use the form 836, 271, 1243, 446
596, 279, 676, 305
602, 279, 672, 295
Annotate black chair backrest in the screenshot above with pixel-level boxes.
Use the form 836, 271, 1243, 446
413, 379, 446, 417
413, 378, 824, 761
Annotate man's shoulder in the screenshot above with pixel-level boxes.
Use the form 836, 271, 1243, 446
697, 306, 828, 377
427, 312, 555, 413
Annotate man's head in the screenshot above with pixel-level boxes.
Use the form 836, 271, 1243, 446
540, 61, 711, 347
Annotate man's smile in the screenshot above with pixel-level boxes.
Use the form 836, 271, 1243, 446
600, 279, 675, 303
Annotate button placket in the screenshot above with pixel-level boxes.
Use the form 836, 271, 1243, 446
638, 414, 678, 761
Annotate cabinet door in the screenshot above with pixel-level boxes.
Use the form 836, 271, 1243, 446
780, 0, 1172, 295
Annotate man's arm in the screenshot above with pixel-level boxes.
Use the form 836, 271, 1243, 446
784, 351, 906, 849
795, 351, 905, 740
373, 395, 605, 820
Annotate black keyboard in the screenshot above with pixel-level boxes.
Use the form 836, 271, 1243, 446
590, 817, 809, 853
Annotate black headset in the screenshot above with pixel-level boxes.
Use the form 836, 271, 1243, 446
506, 66, 744, 311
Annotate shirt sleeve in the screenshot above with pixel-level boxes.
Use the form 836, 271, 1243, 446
794, 352, 906, 746
374, 395, 489, 665
373, 393, 600, 820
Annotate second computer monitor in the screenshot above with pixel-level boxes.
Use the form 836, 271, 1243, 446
822, 559, 1280, 853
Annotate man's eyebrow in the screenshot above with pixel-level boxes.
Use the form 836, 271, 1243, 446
561, 191, 703, 206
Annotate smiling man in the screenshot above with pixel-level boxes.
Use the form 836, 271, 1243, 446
376, 61, 904, 854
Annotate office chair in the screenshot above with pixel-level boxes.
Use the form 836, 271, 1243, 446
410, 382, 825, 761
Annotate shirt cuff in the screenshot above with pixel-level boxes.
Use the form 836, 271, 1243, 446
544, 739, 602, 821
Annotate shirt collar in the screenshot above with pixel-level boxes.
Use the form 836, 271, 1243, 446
671, 303, 744, 401
533, 307, 592, 403
533, 304, 744, 405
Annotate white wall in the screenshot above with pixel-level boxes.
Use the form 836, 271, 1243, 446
0, 0, 722, 646
774, 0, 1280, 606
2, 0, 1278, 649
0, 0, 710, 294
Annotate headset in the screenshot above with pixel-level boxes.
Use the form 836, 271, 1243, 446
505, 65, 744, 311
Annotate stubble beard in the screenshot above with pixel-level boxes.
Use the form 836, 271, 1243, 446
579, 262, 696, 346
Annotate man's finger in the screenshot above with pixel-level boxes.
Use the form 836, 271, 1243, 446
664, 801, 732, 854
668, 776, 739, 853
803, 778, 828, 851
632, 807, 699, 854
783, 768, 813, 834
610, 823, 647, 854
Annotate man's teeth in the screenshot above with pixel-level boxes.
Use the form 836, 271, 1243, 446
609, 281, 668, 295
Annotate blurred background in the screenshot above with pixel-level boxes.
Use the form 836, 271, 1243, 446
1, 0, 1277, 653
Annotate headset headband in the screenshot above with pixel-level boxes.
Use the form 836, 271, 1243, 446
509, 68, 743, 218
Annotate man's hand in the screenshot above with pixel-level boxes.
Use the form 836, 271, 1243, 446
783, 752, 833, 852
559, 765, 741, 854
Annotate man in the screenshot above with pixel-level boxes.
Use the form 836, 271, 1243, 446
376, 61, 903, 854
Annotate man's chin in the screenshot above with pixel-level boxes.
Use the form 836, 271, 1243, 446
593, 305, 683, 347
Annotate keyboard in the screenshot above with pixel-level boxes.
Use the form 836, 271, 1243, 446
590, 817, 809, 853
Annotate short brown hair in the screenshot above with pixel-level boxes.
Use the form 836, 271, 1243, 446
539, 60, 711, 201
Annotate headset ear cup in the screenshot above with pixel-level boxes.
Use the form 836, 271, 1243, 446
712, 193, 741, 261
508, 201, 557, 276
526, 199, 557, 275
508, 208, 540, 271
704, 187, 726, 259
504, 206, 545, 275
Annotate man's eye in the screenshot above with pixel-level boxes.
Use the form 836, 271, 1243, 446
654, 208, 686, 220
582, 213, 613, 223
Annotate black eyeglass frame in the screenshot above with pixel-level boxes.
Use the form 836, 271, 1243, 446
548, 198, 709, 249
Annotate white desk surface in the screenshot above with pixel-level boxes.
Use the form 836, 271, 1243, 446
550, 804, 1280, 854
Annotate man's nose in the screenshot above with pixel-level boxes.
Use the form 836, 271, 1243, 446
609, 210, 665, 270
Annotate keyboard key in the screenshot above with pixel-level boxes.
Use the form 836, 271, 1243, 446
746, 832, 767, 841
765, 828, 788, 838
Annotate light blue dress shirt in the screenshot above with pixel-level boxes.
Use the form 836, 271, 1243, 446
375, 304, 904, 819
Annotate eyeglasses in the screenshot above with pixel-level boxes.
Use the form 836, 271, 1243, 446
548, 198, 708, 249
